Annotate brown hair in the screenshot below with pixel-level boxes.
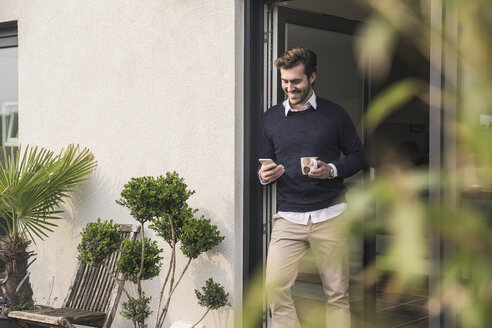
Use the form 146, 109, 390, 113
274, 47, 317, 78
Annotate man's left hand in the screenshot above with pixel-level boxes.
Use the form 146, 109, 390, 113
308, 160, 333, 179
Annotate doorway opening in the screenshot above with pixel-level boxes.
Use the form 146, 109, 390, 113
260, 1, 431, 327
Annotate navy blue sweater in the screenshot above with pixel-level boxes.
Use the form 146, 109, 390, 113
259, 96, 367, 212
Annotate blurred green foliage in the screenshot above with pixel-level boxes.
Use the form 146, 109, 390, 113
354, 0, 492, 326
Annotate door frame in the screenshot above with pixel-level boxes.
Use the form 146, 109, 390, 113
243, 2, 377, 326
273, 6, 377, 325
244, 1, 448, 327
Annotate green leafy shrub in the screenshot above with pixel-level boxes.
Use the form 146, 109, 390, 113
195, 278, 231, 309
79, 172, 226, 328
116, 238, 163, 283
121, 293, 152, 328
192, 278, 230, 327
180, 217, 225, 259
149, 203, 196, 245
117, 173, 195, 227
146, 172, 197, 245
77, 219, 122, 266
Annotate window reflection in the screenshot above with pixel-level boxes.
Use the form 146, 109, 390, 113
0, 46, 18, 148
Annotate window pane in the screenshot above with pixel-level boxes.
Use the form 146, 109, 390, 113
0, 46, 18, 148
0, 25, 17, 238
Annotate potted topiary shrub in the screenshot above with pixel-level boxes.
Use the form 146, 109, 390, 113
0, 145, 97, 311
77, 172, 230, 328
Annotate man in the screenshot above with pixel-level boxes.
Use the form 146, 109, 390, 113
259, 47, 366, 327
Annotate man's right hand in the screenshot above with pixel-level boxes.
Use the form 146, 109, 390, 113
260, 162, 285, 183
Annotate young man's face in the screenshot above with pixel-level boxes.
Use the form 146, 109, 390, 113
280, 63, 316, 109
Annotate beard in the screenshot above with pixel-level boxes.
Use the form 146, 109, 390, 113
287, 87, 311, 107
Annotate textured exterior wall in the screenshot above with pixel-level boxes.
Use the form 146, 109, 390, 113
0, 0, 243, 327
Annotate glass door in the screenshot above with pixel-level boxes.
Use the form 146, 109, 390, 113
264, 3, 431, 327
263, 5, 367, 327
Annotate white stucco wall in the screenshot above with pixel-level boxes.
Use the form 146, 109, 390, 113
0, 1, 243, 327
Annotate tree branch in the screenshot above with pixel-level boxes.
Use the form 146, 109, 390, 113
102, 262, 131, 300
156, 213, 177, 328
154, 244, 175, 328
192, 308, 210, 328
136, 221, 146, 298
169, 258, 192, 297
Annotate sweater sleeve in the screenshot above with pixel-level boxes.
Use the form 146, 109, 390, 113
331, 111, 367, 178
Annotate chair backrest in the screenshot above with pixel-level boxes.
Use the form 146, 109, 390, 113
63, 224, 140, 328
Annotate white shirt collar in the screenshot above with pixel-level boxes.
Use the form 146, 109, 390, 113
283, 91, 317, 117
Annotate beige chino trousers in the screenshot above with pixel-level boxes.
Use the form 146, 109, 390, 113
265, 214, 350, 328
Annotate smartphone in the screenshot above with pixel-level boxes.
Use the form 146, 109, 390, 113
258, 158, 275, 165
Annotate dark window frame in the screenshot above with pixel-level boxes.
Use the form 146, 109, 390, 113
243, 0, 266, 287
0, 21, 18, 49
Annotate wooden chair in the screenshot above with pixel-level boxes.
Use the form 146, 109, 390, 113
7, 224, 140, 328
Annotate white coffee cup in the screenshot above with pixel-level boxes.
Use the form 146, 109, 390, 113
300, 157, 318, 175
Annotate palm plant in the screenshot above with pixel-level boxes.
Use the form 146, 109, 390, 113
0, 144, 97, 309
